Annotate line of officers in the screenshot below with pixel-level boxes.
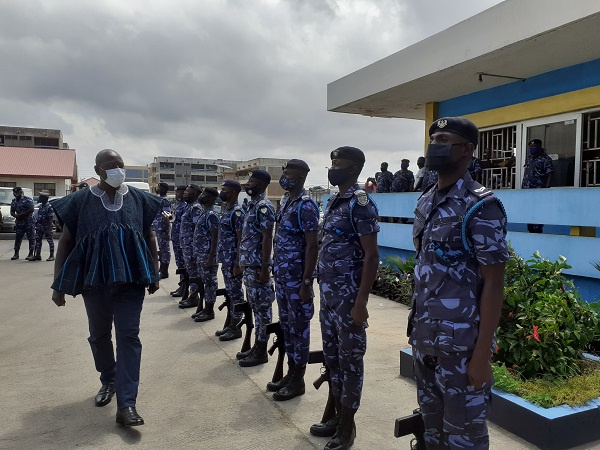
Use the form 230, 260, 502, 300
151, 147, 379, 450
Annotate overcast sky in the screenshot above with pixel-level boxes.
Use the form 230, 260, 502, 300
0, 0, 502, 186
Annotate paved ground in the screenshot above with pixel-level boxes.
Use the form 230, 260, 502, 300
0, 236, 586, 449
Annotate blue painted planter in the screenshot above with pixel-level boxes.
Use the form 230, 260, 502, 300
399, 348, 600, 449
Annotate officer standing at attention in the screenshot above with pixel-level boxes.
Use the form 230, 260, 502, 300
31, 192, 55, 261
410, 117, 508, 449
313, 147, 379, 450
178, 184, 203, 309
235, 170, 276, 367
192, 187, 220, 322
10, 187, 36, 260
170, 185, 188, 297
215, 180, 245, 341
391, 158, 415, 193
152, 182, 172, 279
375, 162, 393, 193
521, 138, 554, 233
269, 159, 319, 401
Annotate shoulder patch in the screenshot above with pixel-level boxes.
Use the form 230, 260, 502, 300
260, 206, 268, 214
235, 210, 242, 217
355, 191, 369, 206
301, 194, 310, 201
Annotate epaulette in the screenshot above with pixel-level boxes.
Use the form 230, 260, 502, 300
301, 194, 311, 201
464, 180, 493, 199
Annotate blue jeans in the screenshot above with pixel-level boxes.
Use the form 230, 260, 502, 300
82, 284, 145, 408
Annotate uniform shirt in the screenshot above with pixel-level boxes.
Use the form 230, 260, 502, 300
152, 196, 172, 232
375, 170, 394, 193
11, 196, 34, 222
179, 201, 202, 245
36, 202, 54, 229
467, 157, 482, 181
193, 205, 220, 264
318, 184, 380, 283
421, 169, 438, 191
410, 172, 509, 357
239, 194, 275, 267
171, 200, 187, 239
391, 169, 415, 192
217, 202, 245, 265
274, 189, 320, 279
522, 154, 554, 189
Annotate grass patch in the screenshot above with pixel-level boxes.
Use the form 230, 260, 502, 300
493, 360, 600, 408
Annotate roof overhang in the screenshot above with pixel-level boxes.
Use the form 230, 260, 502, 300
327, 0, 600, 120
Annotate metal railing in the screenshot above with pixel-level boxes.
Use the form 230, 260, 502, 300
481, 166, 516, 189
582, 160, 600, 187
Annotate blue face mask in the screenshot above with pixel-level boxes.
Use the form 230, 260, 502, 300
401, 163, 409, 170
279, 175, 298, 191
529, 147, 541, 155
328, 166, 355, 187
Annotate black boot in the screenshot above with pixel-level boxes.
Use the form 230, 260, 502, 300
31, 250, 42, 261
236, 340, 257, 360
219, 324, 242, 341
239, 341, 268, 367
46, 251, 54, 262
325, 406, 356, 450
11, 251, 19, 260
159, 263, 169, 279
25, 251, 35, 261
267, 360, 295, 392
194, 302, 215, 322
273, 365, 306, 401
179, 275, 190, 302
179, 291, 199, 309
310, 397, 342, 437
170, 282, 184, 297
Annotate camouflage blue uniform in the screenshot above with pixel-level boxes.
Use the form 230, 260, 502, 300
239, 193, 275, 343
152, 196, 172, 264
521, 154, 554, 189
467, 157, 483, 182
391, 169, 415, 192
34, 202, 54, 255
318, 185, 379, 409
180, 202, 202, 293
193, 205, 220, 305
171, 199, 188, 281
12, 195, 35, 254
410, 172, 509, 449
218, 202, 245, 323
375, 170, 394, 193
421, 169, 439, 191
273, 189, 320, 367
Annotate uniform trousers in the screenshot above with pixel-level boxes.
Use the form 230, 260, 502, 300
221, 263, 244, 323
157, 231, 171, 264
82, 285, 145, 409
413, 347, 491, 450
34, 224, 54, 254
243, 266, 274, 342
14, 219, 35, 253
171, 229, 185, 281
319, 278, 367, 409
275, 275, 314, 367
198, 263, 218, 304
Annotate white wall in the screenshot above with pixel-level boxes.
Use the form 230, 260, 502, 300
0, 177, 70, 196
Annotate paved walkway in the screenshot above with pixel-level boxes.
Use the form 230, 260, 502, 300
0, 237, 571, 449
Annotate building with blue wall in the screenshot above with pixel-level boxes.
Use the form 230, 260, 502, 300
327, 0, 600, 301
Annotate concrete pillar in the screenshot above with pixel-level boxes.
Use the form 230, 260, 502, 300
424, 102, 439, 154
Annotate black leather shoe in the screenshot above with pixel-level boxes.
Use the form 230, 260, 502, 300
236, 341, 257, 360
239, 341, 268, 367
170, 284, 184, 297
267, 361, 295, 392
179, 292, 199, 309
116, 407, 145, 426
94, 384, 115, 407
219, 326, 242, 341
194, 304, 215, 322
310, 416, 341, 437
273, 366, 306, 401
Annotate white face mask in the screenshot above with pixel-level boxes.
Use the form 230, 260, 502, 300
103, 168, 126, 188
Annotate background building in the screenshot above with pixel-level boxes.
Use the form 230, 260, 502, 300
0, 126, 68, 149
124, 165, 150, 184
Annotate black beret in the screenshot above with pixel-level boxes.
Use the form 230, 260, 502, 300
429, 117, 479, 146
284, 159, 310, 173
249, 169, 271, 184
188, 184, 203, 194
13, 186, 22, 192
222, 179, 242, 192
38, 192, 49, 199
203, 187, 219, 197
157, 182, 169, 190
330, 146, 365, 164
401, 158, 410, 163
528, 139, 542, 146
176, 184, 187, 191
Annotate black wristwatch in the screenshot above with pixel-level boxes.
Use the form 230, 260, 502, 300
303, 278, 313, 286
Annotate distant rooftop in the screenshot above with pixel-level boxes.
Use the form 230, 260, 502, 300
0, 146, 77, 179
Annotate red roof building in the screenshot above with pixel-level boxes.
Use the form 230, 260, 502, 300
0, 146, 78, 196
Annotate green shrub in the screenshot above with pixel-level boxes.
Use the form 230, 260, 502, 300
496, 249, 600, 379
372, 261, 413, 306
385, 255, 416, 275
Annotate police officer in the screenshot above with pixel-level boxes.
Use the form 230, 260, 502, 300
170, 185, 188, 297
178, 184, 203, 309
215, 180, 245, 341
192, 187, 220, 322
522, 138, 554, 233
311, 147, 379, 450
269, 159, 319, 401
375, 162, 393, 193
152, 182, 172, 279
236, 169, 276, 367
10, 187, 35, 260
391, 158, 414, 193
410, 117, 508, 449
32, 192, 55, 261
414, 156, 426, 191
